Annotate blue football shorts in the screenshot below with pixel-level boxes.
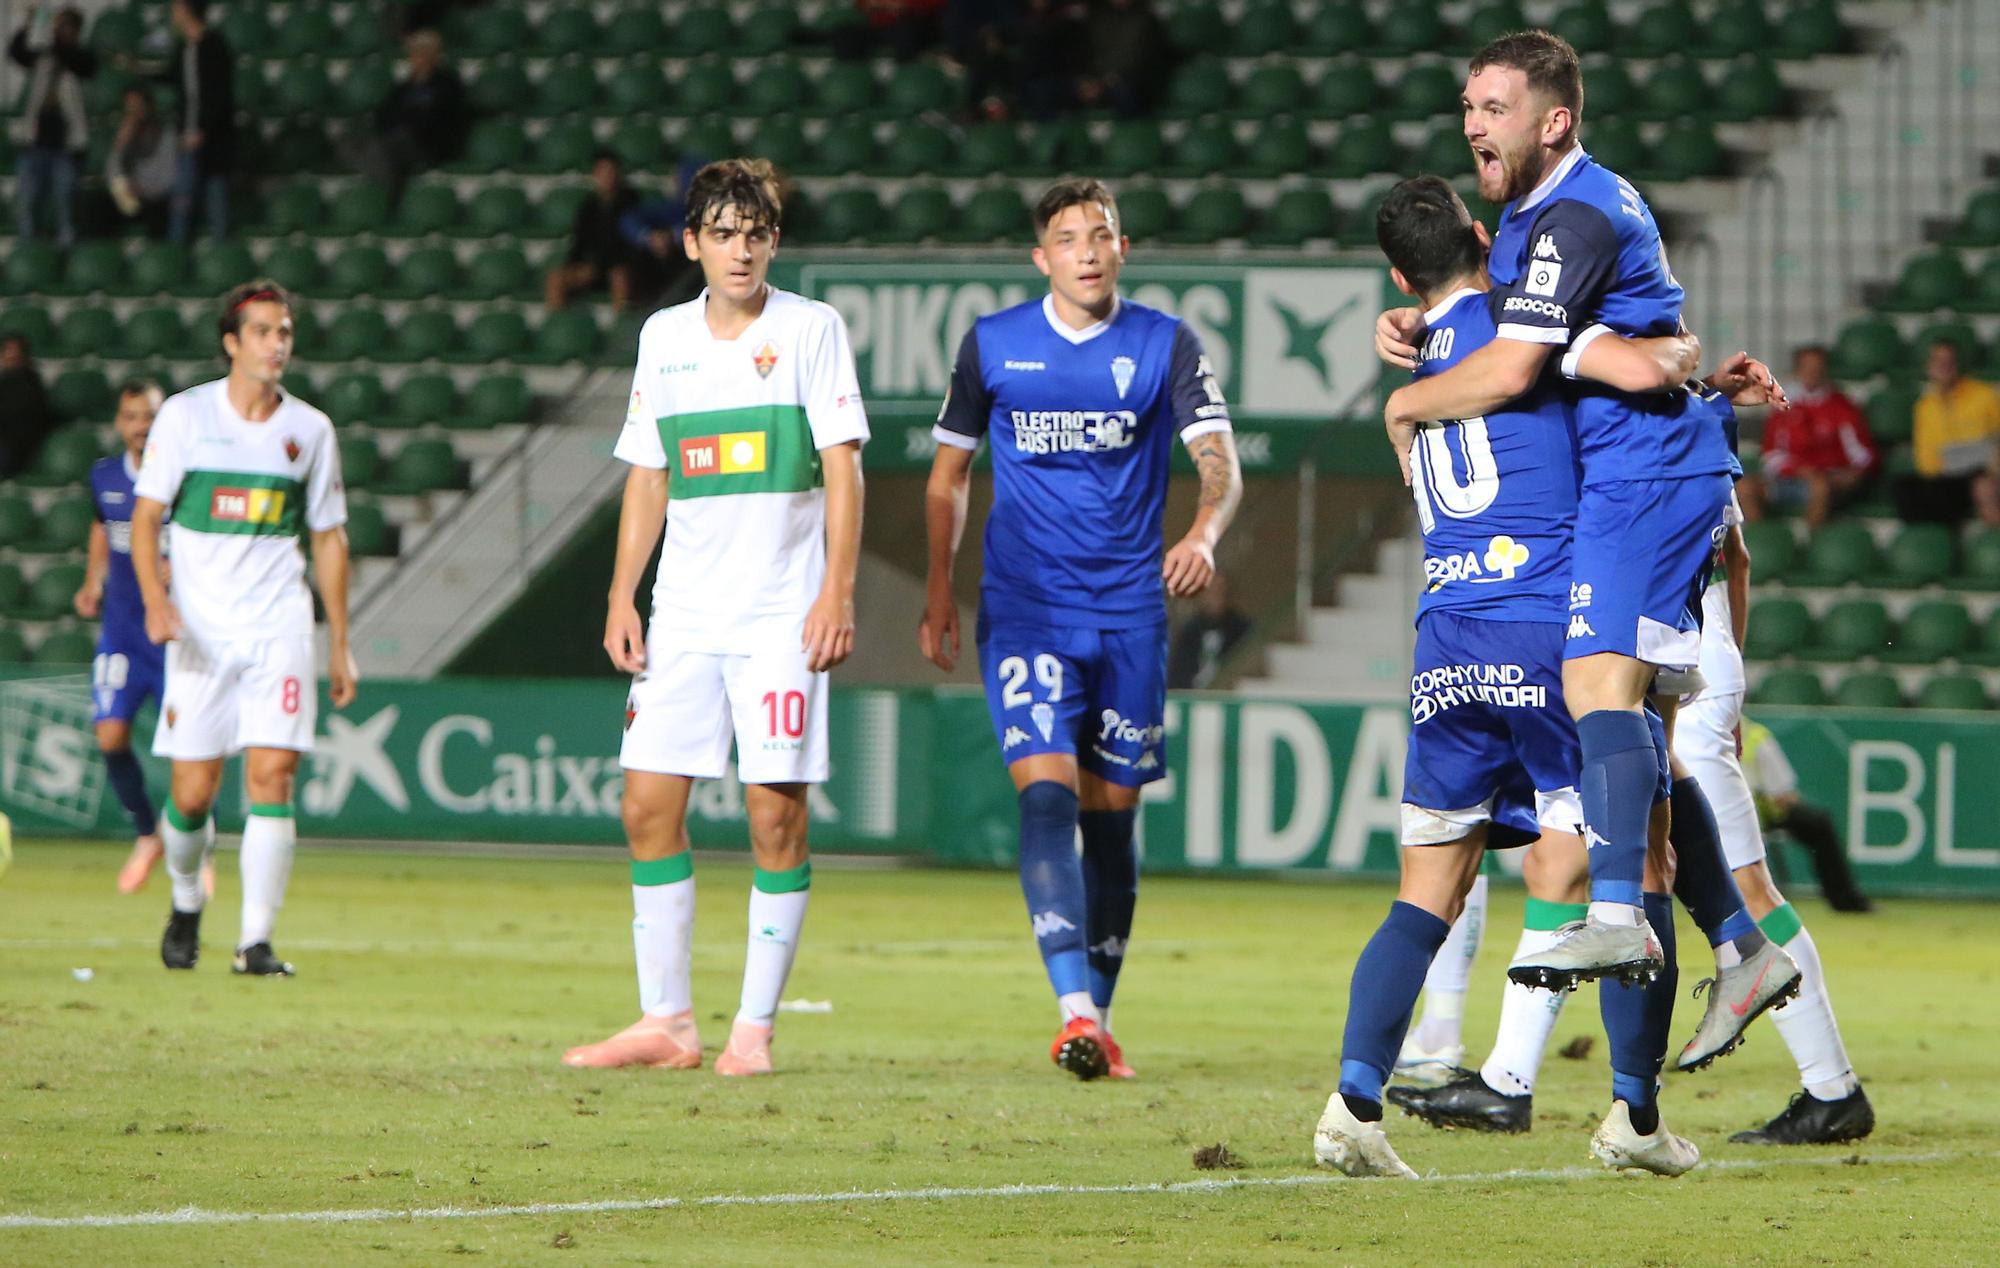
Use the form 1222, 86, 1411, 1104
976, 609, 1168, 787
1564, 474, 1732, 670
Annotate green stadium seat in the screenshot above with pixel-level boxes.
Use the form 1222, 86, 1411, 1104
606, 8, 670, 53
880, 123, 954, 180
449, 3, 528, 58
1624, 1, 1696, 58
1744, 595, 1811, 661
1231, 1, 1296, 56
387, 311, 460, 363
608, 118, 665, 170
465, 311, 531, 362
456, 187, 528, 242
1243, 119, 1312, 180
336, 61, 396, 117
1751, 666, 1826, 706
0, 495, 34, 549
1831, 317, 1908, 380
325, 309, 392, 363
338, 434, 380, 490
5, 241, 63, 294
1968, 609, 2000, 666
454, 119, 530, 174
522, 187, 583, 241
1968, 257, 2000, 315
745, 58, 809, 117
1739, 520, 1799, 583
0, 304, 55, 349
1833, 671, 1904, 709
1949, 187, 2000, 248
884, 63, 960, 116
388, 373, 459, 427
34, 495, 96, 554
468, 61, 532, 116
1241, 64, 1307, 119
1714, 57, 1788, 123
1885, 251, 1970, 313
89, 6, 147, 57
1251, 187, 1339, 245
1300, 3, 1370, 56
271, 7, 335, 59
1584, 117, 1645, 181
1865, 385, 1919, 446
49, 368, 114, 423
889, 186, 955, 244
335, 11, 390, 59
324, 371, 386, 423
1417, 125, 1471, 178
1165, 119, 1238, 178
1385, 63, 1458, 122
0, 624, 25, 665
813, 63, 876, 117
22, 563, 85, 621
329, 183, 393, 237
344, 498, 398, 557
533, 61, 598, 117
1370, 7, 1443, 55
125, 308, 190, 360
1639, 57, 1711, 122
1313, 57, 1381, 121
58, 241, 123, 297
955, 123, 1022, 177
55, 306, 123, 360
683, 4, 743, 54
323, 245, 392, 300
1169, 187, 1249, 243
1703, 3, 1775, 56
263, 185, 325, 238
1581, 60, 1637, 118
1888, 599, 1974, 663
1806, 598, 1891, 662
535, 7, 599, 56
1023, 119, 1087, 173
1950, 528, 2000, 591
1092, 120, 1163, 181
261, 242, 325, 296
462, 249, 531, 304
1773, 0, 1846, 59
1882, 522, 1956, 588
1458, 3, 1530, 51
1793, 521, 1882, 588
531, 119, 599, 176
1164, 58, 1229, 118
533, 310, 600, 365
387, 247, 462, 302
1116, 186, 1172, 242
814, 187, 886, 245
1914, 672, 1989, 711
190, 241, 257, 298
605, 60, 667, 117
1339, 183, 1396, 248
1328, 118, 1397, 178
676, 117, 737, 166
388, 186, 462, 240
738, 5, 800, 54
741, 117, 803, 175
33, 624, 96, 667
467, 374, 531, 427
1551, 2, 1616, 54
269, 59, 333, 117
963, 186, 1027, 243
378, 438, 469, 494
1655, 122, 1726, 181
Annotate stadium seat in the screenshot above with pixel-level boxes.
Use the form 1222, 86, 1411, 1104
261, 242, 325, 296
0, 624, 25, 664
1370, 7, 1443, 55
1243, 120, 1313, 180
54, 306, 123, 360
813, 63, 877, 117
1095, 120, 1164, 181
531, 61, 599, 118
1967, 608, 2000, 666
335, 11, 389, 59
1888, 599, 1974, 663
325, 309, 393, 362
1164, 58, 1229, 118
268, 58, 333, 117
889, 186, 955, 244
1252, 187, 1339, 245
389, 186, 462, 240
1792, 521, 1882, 588
1743, 595, 1811, 661
125, 308, 191, 361
1739, 520, 1799, 583
1338, 183, 1396, 247
378, 438, 469, 494
260, 184, 324, 239
33, 624, 95, 666
1751, 666, 1826, 706
1116, 186, 1173, 242
449, 4, 528, 58
531, 119, 599, 177
324, 371, 386, 422
1024, 120, 1088, 174
1968, 257, 2000, 315
1624, 1, 1696, 58
467, 375, 532, 427
383, 247, 460, 302
1386, 63, 1458, 122
336, 60, 395, 117
1885, 251, 1970, 314
1164, 119, 1237, 179
532, 310, 600, 365
25, 494, 94, 555
271, 6, 335, 59
24, 562, 86, 621
1300, 3, 1370, 56
88, 6, 145, 56
57, 241, 123, 297
1327, 118, 1397, 179
1949, 187, 2000, 249
344, 498, 398, 557
49, 368, 114, 423
3, 241, 61, 295
327, 183, 393, 238
1458, 2, 1530, 51
1831, 317, 1908, 381
885, 63, 961, 116
1806, 598, 1890, 662
1170, 187, 1249, 244
1914, 672, 1989, 711
955, 123, 1022, 177
525, 187, 586, 242
188, 241, 257, 299
0, 303, 55, 349
1579, 60, 1637, 118
880, 123, 955, 180
963, 186, 1027, 243
535, 7, 600, 56
1231, 1, 1296, 56
1715, 57, 1789, 123
387, 311, 461, 363
1865, 385, 1919, 447
454, 187, 528, 243
0, 494, 35, 549
1882, 522, 1956, 588
1652, 121, 1725, 181
1833, 671, 1904, 709
454, 119, 531, 174
319, 245, 390, 301
1313, 57, 1381, 121
465, 311, 531, 362
605, 8, 669, 54
1773, 0, 1847, 59
1703, 2, 1776, 57
813, 187, 887, 245
603, 60, 668, 118
1942, 528, 2000, 592
468, 60, 532, 116
1241, 64, 1307, 118
337, 435, 380, 490
1549, 2, 1615, 54
387, 373, 459, 428
1416, 125, 1471, 178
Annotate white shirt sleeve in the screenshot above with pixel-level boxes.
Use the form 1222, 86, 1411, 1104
132, 394, 187, 510
613, 320, 670, 470
802, 305, 870, 451
304, 415, 348, 532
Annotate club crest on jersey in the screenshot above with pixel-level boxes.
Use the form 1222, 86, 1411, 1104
624, 698, 637, 730
1030, 701, 1056, 743
165, 706, 177, 728
679, 432, 767, 476
752, 341, 780, 378
283, 437, 301, 463
1110, 355, 1137, 399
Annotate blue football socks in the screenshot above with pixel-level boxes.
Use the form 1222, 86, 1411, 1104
1078, 808, 1138, 1012
1668, 776, 1766, 953
102, 747, 156, 838
1601, 892, 1679, 1134
1018, 781, 1090, 1001
1577, 710, 1657, 909
1340, 901, 1452, 1120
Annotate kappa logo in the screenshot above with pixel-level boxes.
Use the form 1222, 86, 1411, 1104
1091, 934, 1128, 959
752, 341, 780, 378
1135, 749, 1159, 771
1031, 911, 1078, 939
1003, 359, 1046, 372
1534, 233, 1563, 262
1584, 824, 1610, 851
1110, 354, 1137, 399
283, 437, 301, 463
1002, 725, 1031, 750
1567, 614, 1597, 639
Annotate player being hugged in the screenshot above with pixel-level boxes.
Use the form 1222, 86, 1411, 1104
921, 179, 1242, 1080
565, 158, 867, 1078
132, 281, 355, 978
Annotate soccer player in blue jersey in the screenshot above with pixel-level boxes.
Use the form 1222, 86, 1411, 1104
1371, 31, 1798, 1142
920, 178, 1242, 1080
1315, 176, 1711, 1177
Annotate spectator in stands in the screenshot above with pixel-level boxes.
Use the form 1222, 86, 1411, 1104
340, 29, 469, 207
1893, 338, 2000, 526
166, 0, 237, 244
104, 85, 177, 235
618, 154, 708, 311
832, 0, 947, 61
9, 5, 97, 249
1168, 574, 1252, 690
1739, 344, 1877, 529
1075, 0, 1168, 118
0, 335, 57, 481
545, 150, 640, 314
1742, 717, 1872, 913
1016, 0, 1089, 118
944, 0, 1018, 119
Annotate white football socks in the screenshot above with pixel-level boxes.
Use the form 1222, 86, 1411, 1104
632, 871, 696, 1018
238, 804, 296, 948
1412, 874, 1487, 1052
738, 864, 811, 1026
162, 803, 213, 914
1763, 908, 1860, 1100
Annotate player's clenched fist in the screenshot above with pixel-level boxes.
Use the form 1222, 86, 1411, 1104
144, 599, 181, 645
328, 641, 360, 708
603, 598, 646, 673
1163, 535, 1216, 597
918, 590, 959, 672
1376, 306, 1425, 371
803, 592, 855, 673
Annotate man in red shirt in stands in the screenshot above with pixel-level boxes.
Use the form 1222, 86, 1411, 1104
1740, 345, 1877, 528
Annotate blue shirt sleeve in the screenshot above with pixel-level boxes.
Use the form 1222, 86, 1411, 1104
933, 327, 991, 449
1493, 199, 1622, 345
1168, 323, 1232, 439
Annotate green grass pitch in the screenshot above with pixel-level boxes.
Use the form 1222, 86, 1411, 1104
2, 839, 1996, 1264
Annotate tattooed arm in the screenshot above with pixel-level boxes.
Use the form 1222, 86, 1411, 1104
1164, 429, 1241, 597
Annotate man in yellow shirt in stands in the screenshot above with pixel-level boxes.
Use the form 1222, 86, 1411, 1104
1898, 338, 2000, 525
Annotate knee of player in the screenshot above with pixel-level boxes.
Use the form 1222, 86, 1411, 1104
745, 792, 809, 854
620, 788, 682, 849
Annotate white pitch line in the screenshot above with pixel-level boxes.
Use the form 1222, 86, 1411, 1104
0, 1150, 1969, 1232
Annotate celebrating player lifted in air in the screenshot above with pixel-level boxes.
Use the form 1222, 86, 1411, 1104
921, 178, 1242, 1080
132, 281, 356, 977
566, 159, 867, 1078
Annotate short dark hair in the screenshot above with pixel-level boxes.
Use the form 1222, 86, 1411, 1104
684, 157, 783, 232
1033, 178, 1121, 238
590, 148, 621, 169
1792, 344, 1829, 364
1470, 29, 1583, 120
118, 377, 165, 403
1376, 176, 1484, 298
1, 332, 29, 357
177, 0, 209, 21
217, 279, 294, 348
1928, 336, 1964, 361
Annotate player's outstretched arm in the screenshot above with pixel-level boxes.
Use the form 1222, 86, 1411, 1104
74, 520, 107, 619
918, 442, 974, 671
130, 497, 179, 644
805, 441, 863, 673
1164, 431, 1241, 597
312, 524, 358, 708
604, 465, 668, 674
1703, 351, 1788, 410
1570, 326, 1702, 393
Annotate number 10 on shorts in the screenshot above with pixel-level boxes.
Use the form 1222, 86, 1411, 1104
762, 690, 805, 739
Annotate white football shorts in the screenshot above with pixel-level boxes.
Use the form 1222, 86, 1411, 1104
620, 629, 829, 785
153, 632, 317, 760
1670, 686, 1767, 871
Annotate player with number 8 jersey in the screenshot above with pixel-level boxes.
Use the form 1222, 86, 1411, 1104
565, 159, 868, 1079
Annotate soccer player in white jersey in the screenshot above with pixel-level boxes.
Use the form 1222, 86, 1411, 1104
564, 159, 868, 1078
132, 280, 356, 977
